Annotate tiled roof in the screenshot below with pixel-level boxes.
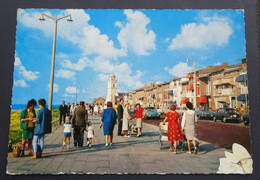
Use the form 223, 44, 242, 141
199, 63, 228, 75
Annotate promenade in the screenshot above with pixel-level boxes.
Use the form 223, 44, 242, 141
7, 115, 227, 174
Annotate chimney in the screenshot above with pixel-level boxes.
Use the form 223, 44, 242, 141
223, 62, 229, 67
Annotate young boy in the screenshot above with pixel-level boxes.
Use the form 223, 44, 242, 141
62, 116, 72, 149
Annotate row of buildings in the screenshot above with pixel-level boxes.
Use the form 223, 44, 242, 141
99, 58, 248, 112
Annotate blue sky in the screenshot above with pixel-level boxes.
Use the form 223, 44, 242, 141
12, 9, 246, 105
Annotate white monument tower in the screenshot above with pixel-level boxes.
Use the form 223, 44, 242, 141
106, 73, 118, 104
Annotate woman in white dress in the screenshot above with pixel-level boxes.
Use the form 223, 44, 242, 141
181, 101, 198, 154
122, 103, 131, 137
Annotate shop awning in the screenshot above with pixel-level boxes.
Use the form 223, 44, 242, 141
236, 74, 247, 82
197, 96, 207, 103
186, 74, 199, 81
217, 97, 230, 103
167, 90, 173, 95
168, 101, 176, 104
180, 98, 189, 104
186, 85, 193, 90
237, 94, 248, 101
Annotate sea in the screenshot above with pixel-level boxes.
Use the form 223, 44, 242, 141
11, 104, 60, 110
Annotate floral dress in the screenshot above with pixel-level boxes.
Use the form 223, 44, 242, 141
166, 111, 184, 141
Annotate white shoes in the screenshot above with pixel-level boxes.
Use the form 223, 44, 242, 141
89, 144, 91, 148
110, 143, 113, 146
105, 143, 108, 147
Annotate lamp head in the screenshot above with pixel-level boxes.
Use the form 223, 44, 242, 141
39, 14, 45, 21
67, 15, 73, 22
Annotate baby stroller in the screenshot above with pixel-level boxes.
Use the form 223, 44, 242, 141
159, 122, 199, 151
129, 118, 137, 136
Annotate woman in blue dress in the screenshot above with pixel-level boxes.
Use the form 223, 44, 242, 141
100, 101, 117, 147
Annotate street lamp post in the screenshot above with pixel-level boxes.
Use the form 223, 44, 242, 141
75, 86, 80, 104
39, 13, 73, 110
186, 57, 197, 108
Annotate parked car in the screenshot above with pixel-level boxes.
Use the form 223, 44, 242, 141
213, 108, 241, 123
195, 107, 214, 120
243, 113, 250, 126
144, 107, 161, 119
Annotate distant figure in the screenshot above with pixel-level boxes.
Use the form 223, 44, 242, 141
85, 121, 94, 148
32, 98, 52, 159
122, 103, 132, 137
20, 99, 37, 157
67, 102, 71, 116
70, 103, 76, 117
94, 105, 98, 116
72, 101, 88, 147
162, 104, 184, 153
181, 102, 198, 155
117, 99, 124, 136
59, 101, 68, 125
100, 101, 117, 147
240, 104, 245, 120
62, 116, 73, 149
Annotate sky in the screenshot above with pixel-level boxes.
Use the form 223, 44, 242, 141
12, 9, 246, 105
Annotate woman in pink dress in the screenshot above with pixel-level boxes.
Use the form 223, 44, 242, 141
162, 104, 184, 153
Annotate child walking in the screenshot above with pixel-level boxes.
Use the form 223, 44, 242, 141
86, 121, 94, 147
62, 116, 72, 149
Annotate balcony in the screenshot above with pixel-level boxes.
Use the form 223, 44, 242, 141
241, 86, 248, 94
221, 89, 236, 96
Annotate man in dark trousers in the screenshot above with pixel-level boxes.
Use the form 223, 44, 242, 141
117, 99, 124, 136
59, 101, 68, 125
72, 101, 88, 147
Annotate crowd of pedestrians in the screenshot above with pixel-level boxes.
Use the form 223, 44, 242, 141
19, 98, 199, 158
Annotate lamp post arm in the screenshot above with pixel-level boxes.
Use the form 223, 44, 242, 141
57, 14, 71, 21
42, 13, 57, 21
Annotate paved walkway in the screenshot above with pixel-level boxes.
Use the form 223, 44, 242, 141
7, 115, 227, 174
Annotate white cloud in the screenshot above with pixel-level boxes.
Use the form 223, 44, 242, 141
48, 83, 59, 93
56, 69, 76, 79
14, 57, 22, 66
60, 57, 89, 71
20, 68, 40, 81
117, 10, 156, 56
85, 56, 144, 89
18, 9, 126, 59
164, 62, 193, 77
14, 56, 40, 81
169, 15, 233, 50
14, 80, 27, 87
65, 86, 79, 94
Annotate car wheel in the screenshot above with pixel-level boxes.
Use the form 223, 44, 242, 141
223, 117, 227, 123
213, 116, 217, 122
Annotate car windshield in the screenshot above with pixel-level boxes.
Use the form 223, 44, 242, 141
226, 109, 236, 113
